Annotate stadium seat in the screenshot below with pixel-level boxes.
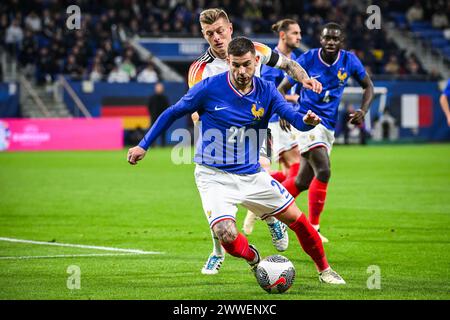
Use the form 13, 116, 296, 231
431, 38, 449, 49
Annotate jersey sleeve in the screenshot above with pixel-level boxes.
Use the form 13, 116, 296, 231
348, 52, 367, 82
138, 80, 207, 150
261, 64, 284, 85
443, 79, 450, 97
269, 83, 315, 132
188, 60, 207, 88
253, 41, 282, 68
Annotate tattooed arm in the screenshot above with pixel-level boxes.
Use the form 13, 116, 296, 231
278, 55, 322, 94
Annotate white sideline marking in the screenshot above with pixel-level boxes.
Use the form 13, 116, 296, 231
0, 237, 164, 255
0, 253, 151, 260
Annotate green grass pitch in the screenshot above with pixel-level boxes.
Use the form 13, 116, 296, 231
0, 144, 449, 300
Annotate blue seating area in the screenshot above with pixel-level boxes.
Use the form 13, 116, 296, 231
391, 14, 450, 61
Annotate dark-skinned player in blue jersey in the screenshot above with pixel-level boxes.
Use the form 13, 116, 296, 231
277, 23, 375, 242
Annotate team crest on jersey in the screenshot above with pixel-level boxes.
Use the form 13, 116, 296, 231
309, 134, 316, 141
207, 210, 212, 218
337, 68, 348, 85
251, 104, 264, 120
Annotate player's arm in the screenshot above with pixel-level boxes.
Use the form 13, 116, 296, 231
255, 42, 321, 93
439, 81, 450, 126
278, 55, 322, 94
275, 77, 297, 132
439, 93, 450, 126
349, 73, 374, 125
277, 76, 294, 96
127, 84, 204, 165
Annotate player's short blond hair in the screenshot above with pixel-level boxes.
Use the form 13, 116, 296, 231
199, 8, 230, 25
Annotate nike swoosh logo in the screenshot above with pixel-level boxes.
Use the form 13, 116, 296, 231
214, 106, 228, 111
311, 75, 321, 79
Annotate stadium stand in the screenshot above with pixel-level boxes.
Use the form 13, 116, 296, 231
1, 0, 446, 85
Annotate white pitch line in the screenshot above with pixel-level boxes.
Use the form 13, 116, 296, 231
0, 237, 164, 255
0, 253, 153, 260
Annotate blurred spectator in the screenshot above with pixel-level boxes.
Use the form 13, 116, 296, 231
89, 63, 104, 82
5, 19, 23, 55
19, 29, 37, 68
148, 82, 170, 146
37, 47, 58, 83
107, 64, 130, 83
63, 54, 84, 80
384, 55, 401, 75
431, 10, 449, 29
405, 56, 426, 75
24, 11, 41, 32
137, 62, 159, 83
406, 1, 424, 23
120, 58, 137, 79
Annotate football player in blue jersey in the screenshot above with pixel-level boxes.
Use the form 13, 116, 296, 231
128, 37, 346, 284
277, 22, 375, 242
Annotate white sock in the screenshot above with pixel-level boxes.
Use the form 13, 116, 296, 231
265, 216, 276, 224
211, 230, 225, 256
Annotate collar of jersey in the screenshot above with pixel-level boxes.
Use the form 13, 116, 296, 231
227, 72, 256, 97
318, 48, 341, 67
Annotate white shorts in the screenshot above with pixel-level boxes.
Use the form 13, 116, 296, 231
268, 121, 299, 161
194, 164, 294, 228
297, 124, 335, 155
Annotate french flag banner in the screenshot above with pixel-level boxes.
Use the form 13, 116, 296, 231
400, 94, 433, 128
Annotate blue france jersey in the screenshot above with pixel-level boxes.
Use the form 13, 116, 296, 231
261, 48, 300, 122
138, 72, 315, 174
288, 48, 367, 130
443, 79, 450, 97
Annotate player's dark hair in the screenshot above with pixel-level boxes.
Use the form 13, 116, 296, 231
227, 37, 255, 56
271, 19, 298, 34
321, 22, 343, 34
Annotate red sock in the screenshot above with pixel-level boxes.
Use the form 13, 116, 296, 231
270, 171, 286, 183
308, 177, 328, 226
282, 177, 300, 197
289, 214, 329, 271
220, 233, 256, 262
287, 162, 300, 178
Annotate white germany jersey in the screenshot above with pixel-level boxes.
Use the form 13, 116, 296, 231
188, 41, 282, 88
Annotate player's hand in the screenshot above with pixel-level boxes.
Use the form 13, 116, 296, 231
303, 110, 321, 126
279, 118, 291, 132
191, 112, 200, 125
301, 78, 322, 94
349, 109, 366, 125
127, 146, 147, 165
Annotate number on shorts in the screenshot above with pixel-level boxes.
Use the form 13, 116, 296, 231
271, 180, 290, 199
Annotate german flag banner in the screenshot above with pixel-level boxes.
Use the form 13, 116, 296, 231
101, 97, 150, 130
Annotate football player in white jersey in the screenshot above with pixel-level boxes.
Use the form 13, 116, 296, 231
187, 8, 321, 275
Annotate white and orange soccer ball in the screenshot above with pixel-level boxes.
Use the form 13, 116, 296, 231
255, 255, 296, 294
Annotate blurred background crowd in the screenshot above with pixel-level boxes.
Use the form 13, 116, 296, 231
1, 0, 449, 85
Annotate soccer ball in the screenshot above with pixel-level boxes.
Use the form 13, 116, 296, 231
255, 255, 296, 294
